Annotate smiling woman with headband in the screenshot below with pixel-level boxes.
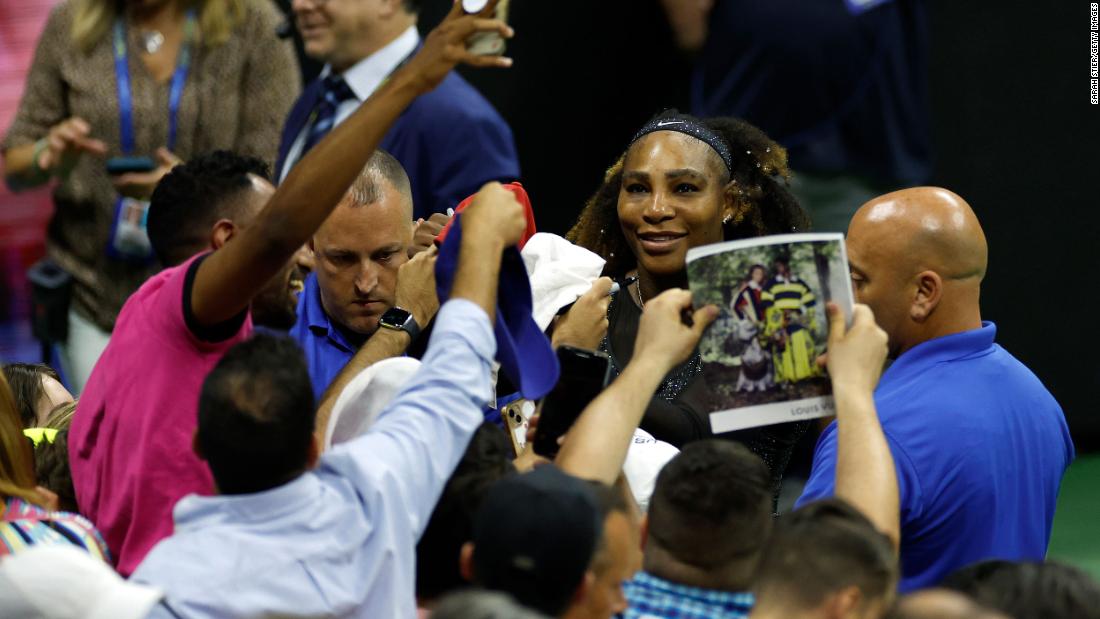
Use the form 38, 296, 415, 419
567, 110, 811, 498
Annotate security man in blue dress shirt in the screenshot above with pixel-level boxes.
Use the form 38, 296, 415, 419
798, 187, 1074, 591
289, 150, 439, 399
277, 0, 520, 220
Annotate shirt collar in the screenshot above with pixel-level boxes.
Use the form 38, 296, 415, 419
299, 272, 358, 353
173, 473, 323, 529
881, 321, 998, 382
327, 26, 420, 101
631, 571, 755, 608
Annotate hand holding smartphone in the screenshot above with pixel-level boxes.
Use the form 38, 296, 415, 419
531, 345, 611, 458
462, 0, 511, 56
105, 157, 157, 176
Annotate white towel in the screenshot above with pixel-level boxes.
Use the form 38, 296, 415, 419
520, 233, 606, 332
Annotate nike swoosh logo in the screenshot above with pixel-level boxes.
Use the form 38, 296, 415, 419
656, 120, 684, 127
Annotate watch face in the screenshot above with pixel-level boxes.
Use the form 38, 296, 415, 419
380, 307, 412, 328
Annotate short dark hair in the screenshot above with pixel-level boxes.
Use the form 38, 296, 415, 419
197, 334, 315, 495
586, 480, 632, 574
754, 498, 897, 612
2, 363, 61, 428
346, 149, 413, 214
416, 422, 515, 601
647, 440, 772, 569
148, 151, 270, 266
943, 560, 1100, 619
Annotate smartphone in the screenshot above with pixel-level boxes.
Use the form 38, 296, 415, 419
501, 398, 536, 457
463, 0, 510, 56
532, 346, 612, 458
106, 157, 156, 175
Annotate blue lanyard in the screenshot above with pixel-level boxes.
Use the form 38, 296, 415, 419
112, 10, 196, 154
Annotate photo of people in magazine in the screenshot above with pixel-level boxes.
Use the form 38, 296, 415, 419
686, 234, 854, 432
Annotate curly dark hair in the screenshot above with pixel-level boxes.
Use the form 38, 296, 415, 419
566, 111, 812, 278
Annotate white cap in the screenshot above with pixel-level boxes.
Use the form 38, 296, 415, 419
0, 545, 162, 619
623, 429, 680, 513
325, 357, 423, 449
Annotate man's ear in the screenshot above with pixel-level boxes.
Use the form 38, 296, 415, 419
192, 431, 204, 460
823, 585, 863, 619
377, 0, 402, 19
210, 219, 237, 251
570, 570, 596, 608
910, 270, 943, 322
459, 542, 477, 583
307, 436, 320, 469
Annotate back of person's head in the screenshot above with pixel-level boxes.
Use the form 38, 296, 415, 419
148, 150, 270, 266
943, 559, 1100, 619
568, 481, 638, 619
0, 372, 39, 504
2, 363, 62, 428
431, 590, 550, 619
753, 499, 897, 619
344, 148, 413, 210
33, 430, 78, 513
417, 422, 516, 603
197, 334, 316, 495
644, 440, 772, 590
469, 466, 603, 617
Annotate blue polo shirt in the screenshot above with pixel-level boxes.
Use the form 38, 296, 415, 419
288, 273, 359, 400
797, 322, 1074, 591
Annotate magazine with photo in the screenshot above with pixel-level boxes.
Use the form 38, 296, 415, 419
686, 233, 855, 433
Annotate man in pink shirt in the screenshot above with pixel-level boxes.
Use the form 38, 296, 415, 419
68, 5, 515, 575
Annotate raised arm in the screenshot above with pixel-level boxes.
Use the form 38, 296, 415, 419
556, 289, 718, 485
324, 182, 529, 532
824, 303, 899, 550
189, 2, 513, 327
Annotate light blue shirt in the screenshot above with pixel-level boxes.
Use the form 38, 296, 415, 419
131, 299, 495, 618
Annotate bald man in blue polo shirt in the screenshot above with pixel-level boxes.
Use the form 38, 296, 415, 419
798, 187, 1074, 592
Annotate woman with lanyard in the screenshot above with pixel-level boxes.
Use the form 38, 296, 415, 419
2, 0, 298, 392
567, 110, 813, 505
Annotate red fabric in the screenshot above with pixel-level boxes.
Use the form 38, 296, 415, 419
434, 182, 537, 249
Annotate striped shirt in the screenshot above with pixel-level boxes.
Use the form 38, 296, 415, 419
621, 571, 754, 619
0, 497, 110, 562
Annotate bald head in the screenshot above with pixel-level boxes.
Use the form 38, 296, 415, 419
852, 187, 987, 282
846, 187, 987, 356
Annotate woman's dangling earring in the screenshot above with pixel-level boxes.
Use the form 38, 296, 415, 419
723, 214, 733, 224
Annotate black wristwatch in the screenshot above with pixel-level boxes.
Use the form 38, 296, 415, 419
379, 307, 421, 341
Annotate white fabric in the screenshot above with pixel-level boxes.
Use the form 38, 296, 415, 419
0, 545, 162, 619
280, 26, 421, 182
623, 429, 680, 513
61, 308, 111, 395
520, 233, 606, 331
325, 356, 423, 449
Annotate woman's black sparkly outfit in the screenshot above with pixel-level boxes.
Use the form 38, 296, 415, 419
600, 290, 807, 507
